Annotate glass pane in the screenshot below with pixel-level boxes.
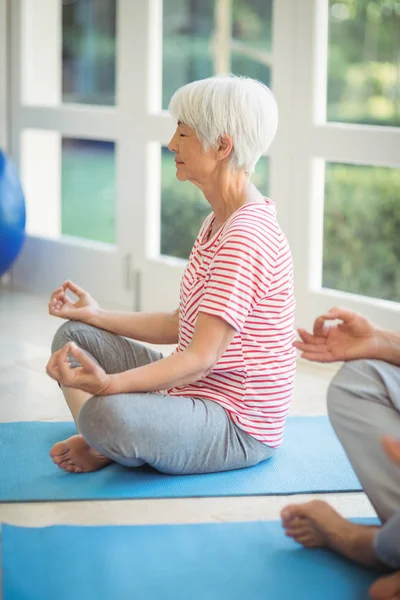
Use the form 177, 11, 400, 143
160, 148, 269, 260
231, 54, 271, 87
232, 0, 273, 52
162, 0, 273, 109
162, 0, 214, 110
62, 139, 116, 244
62, 0, 116, 105
323, 163, 400, 302
327, 1, 400, 127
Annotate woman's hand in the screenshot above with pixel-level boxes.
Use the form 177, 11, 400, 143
46, 342, 113, 395
48, 281, 100, 323
294, 306, 382, 363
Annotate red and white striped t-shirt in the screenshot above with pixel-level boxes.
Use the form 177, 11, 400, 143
168, 199, 296, 448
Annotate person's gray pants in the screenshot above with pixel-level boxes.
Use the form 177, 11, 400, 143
328, 359, 400, 568
52, 321, 274, 475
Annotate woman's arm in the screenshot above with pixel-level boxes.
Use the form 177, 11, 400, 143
106, 312, 236, 394
49, 281, 180, 345
87, 308, 180, 345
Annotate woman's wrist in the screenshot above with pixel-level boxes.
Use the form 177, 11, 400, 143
85, 307, 106, 328
102, 372, 120, 395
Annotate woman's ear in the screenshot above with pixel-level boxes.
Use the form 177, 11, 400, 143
217, 134, 234, 161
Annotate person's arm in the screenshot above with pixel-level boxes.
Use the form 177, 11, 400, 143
375, 329, 400, 367
106, 312, 236, 394
49, 280, 179, 345
86, 308, 180, 345
294, 307, 400, 366
46, 312, 237, 395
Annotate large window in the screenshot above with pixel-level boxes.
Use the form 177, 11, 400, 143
319, 0, 400, 305
7, 0, 400, 322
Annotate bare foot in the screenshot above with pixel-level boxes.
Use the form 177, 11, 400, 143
50, 435, 113, 473
369, 570, 400, 600
281, 500, 380, 568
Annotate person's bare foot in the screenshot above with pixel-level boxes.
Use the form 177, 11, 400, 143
50, 435, 112, 473
369, 570, 400, 600
281, 499, 380, 568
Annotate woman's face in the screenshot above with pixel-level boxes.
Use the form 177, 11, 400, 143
168, 122, 218, 185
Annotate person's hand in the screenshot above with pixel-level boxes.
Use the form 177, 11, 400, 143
46, 342, 113, 395
294, 307, 381, 363
48, 281, 100, 323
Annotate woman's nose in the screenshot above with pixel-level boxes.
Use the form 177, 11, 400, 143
168, 130, 178, 152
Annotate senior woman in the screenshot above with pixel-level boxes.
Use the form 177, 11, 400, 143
46, 75, 296, 475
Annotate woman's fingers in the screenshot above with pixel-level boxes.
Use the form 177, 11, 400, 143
49, 292, 70, 315
68, 343, 96, 372
63, 280, 87, 298
51, 292, 65, 306
46, 348, 63, 380
49, 287, 64, 312
50, 286, 63, 302
57, 345, 77, 383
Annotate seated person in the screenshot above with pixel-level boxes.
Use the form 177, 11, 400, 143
282, 307, 400, 600
46, 75, 296, 476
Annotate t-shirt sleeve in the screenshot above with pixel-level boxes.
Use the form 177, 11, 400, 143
199, 230, 278, 332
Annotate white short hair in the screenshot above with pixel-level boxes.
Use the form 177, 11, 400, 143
168, 75, 278, 173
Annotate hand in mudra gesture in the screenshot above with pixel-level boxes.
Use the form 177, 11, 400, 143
48, 280, 100, 323
46, 342, 112, 395
294, 307, 381, 363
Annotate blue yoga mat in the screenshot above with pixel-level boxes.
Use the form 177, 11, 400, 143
0, 418, 361, 502
2, 520, 380, 600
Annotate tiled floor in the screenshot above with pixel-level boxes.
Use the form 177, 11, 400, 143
0, 286, 376, 562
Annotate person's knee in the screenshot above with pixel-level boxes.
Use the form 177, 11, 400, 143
51, 320, 85, 354
78, 395, 138, 455
327, 359, 381, 423
78, 395, 115, 443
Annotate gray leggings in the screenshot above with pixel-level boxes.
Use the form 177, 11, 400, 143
52, 321, 274, 475
328, 359, 400, 569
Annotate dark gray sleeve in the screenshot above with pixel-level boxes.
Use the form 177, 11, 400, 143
374, 509, 400, 569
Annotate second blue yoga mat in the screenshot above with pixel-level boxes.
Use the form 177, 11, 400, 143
2, 520, 379, 600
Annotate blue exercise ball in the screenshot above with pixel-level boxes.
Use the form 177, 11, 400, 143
0, 150, 26, 277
